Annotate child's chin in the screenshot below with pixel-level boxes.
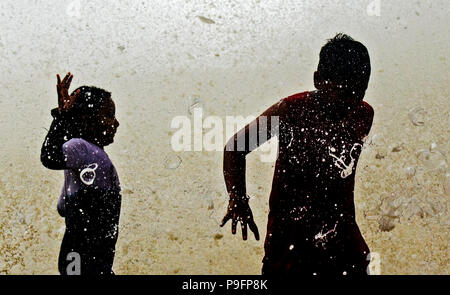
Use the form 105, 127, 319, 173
101, 137, 114, 146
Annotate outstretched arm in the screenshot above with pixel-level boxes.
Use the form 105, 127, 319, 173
40, 73, 80, 170
221, 100, 285, 240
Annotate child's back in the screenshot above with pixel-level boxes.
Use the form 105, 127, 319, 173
263, 91, 373, 275
221, 34, 374, 276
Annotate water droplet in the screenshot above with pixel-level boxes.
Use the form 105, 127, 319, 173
207, 199, 214, 210
444, 173, 450, 195
391, 144, 403, 152
378, 215, 395, 231
405, 167, 416, 178
164, 154, 182, 169
188, 97, 203, 115
197, 16, 215, 24
416, 148, 446, 170
363, 134, 380, 148
375, 153, 385, 160
408, 107, 427, 126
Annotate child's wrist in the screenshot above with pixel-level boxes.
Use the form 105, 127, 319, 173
229, 194, 250, 202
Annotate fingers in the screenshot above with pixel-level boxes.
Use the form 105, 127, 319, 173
231, 215, 237, 235
57, 72, 72, 86
67, 74, 73, 87
220, 213, 231, 227
62, 73, 68, 84
56, 74, 63, 109
241, 222, 248, 241
62, 72, 71, 85
248, 219, 260, 241
221, 216, 259, 241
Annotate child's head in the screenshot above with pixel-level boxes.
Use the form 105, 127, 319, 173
68, 86, 119, 147
314, 33, 371, 102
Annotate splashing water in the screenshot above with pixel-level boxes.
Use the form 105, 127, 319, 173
362, 133, 381, 149
444, 173, 450, 196
188, 97, 203, 115
416, 145, 447, 171
314, 223, 338, 247
405, 166, 416, 178
164, 154, 182, 169
408, 107, 427, 126
329, 143, 362, 178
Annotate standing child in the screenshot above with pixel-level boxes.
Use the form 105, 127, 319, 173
221, 34, 374, 276
41, 73, 121, 275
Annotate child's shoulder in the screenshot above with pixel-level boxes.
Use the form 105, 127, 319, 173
359, 100, 374, 119
283, 91, 311, 103
63, 138, 110, 163
362, 100, 373, 111
278, 91, 311, 113
63, 138, 101, 152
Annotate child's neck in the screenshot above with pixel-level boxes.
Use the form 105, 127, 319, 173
315, 89, 340, 103
315, 89, 362, 107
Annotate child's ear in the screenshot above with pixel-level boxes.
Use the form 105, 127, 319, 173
314, 71, 323, 89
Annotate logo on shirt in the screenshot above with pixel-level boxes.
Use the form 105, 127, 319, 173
80, 163, 98, 185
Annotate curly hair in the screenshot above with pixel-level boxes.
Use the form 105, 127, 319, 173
69, 86, 112, 117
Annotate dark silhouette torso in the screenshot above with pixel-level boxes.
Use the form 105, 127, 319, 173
263, 91, 374, 275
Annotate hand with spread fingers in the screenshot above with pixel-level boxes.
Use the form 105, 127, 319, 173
56, 72, 79, 112
220, 196, 259, 241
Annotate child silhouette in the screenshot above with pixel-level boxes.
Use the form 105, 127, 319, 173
41, 73, 121, 275
221, 34, 374, 276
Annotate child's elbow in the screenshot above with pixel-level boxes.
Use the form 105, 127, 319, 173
40, 150, 62, 170
41, 156, 54, 169
40, 153, 53, 169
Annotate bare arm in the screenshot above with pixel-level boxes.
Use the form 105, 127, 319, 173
221, 100, 284, 240
40, 73, 80, 170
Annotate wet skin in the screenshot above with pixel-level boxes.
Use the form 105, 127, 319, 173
221, 82, 374, 275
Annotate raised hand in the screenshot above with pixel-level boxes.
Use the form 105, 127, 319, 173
220, 196, 260, 241
56, 72, 79, 112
